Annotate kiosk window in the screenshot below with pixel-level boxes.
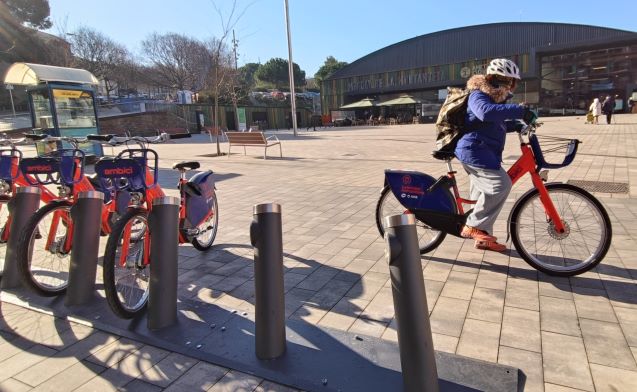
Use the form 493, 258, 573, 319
52, 89, 97, 129
31, 90, 54, 129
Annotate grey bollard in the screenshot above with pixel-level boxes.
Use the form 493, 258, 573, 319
1, 187, 41, 289
65, 191, 104, 306
250, 203, 286, 360
384, 214, 439, 392
147, 196, 180, 330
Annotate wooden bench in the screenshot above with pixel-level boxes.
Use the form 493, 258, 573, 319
225, 131, 282, 159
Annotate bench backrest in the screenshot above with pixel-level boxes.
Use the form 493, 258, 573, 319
225, 131, 267, 145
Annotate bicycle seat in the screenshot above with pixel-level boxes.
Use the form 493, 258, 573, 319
432, 150, 456, 161
172, 161, 200, 171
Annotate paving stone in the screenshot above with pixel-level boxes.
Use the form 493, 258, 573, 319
614, 306, 637, 347
498, 346, 543, 392
466, 287, 505, 323
580, 318, 636, 370
456, 318, 500, 362
30, 360, 105, 392
164, 361, 228, 392
572, 287, 617, 322
542, 332, 594, 391
500, 306, 541, 353
440, 271, 477, 300
540, 296, 581, 336
255, 380, 300, 392
139, 352, 197, 388
208, 369, 263, 391
85, 337, 143, 368
0, 343, 56, 383
120, 379, 163, 392
430, 297, 469, 338
431, 333, 459, 354
589, 363, 637, 392
544, 383, 589, 391
0, 378, 33, 392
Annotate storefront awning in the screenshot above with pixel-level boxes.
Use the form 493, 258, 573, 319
3, 62, 99, 86
340, 98, 377, 109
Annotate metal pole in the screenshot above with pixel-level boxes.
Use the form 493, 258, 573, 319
384, 214, 439, 392
1, 187, 41, 289
147, 196, 180, 330
9, 88, 16, 118
250, 203, 286, 359
284, 0, 298, 136
65, 191, 104, 306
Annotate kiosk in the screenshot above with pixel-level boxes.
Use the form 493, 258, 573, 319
3, 63, 103, 157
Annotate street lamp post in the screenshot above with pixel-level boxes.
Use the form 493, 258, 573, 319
5, 84, 16, 118
284, 0, 298, 136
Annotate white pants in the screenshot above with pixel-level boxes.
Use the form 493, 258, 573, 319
462, 163, 512, 235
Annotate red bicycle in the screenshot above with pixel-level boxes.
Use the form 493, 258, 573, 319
15, 135, 117, 296
91, 133, 218, 318
376, 123, 612, 276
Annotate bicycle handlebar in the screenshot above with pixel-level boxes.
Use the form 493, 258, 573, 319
86, 132, 191, 147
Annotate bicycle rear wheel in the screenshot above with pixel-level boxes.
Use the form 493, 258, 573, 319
510, 183, 612, 276
17, 201, 73, 296
191, 193, 218, 251
375, 186, 448, 254
0, 197, 11, 275
103, 208, 150, 318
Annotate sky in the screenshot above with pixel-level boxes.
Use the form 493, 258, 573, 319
45, 0, 636, 77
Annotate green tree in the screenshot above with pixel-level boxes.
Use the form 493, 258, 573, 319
3, 0, 52, 29
314, 56, 348, 89
238, 62, 260, 90
254, 58, 305, 89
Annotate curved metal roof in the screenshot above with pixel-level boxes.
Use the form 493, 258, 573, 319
328, 22, 637, 80
3, 62, 99, 86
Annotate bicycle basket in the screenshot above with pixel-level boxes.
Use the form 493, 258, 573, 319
0, 148, 22, 182
529, 134, 580, 170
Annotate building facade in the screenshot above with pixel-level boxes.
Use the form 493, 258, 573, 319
322, 22, 637, 117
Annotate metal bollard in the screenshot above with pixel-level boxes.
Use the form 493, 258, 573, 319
250, 203, 286, 360
65, 191, 104, 306
147, 196, 180, 330
384, 214, 439, 392
1, 187, 41, 289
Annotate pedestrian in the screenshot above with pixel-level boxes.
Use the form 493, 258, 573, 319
455, 58, 537, 252
589, 98, 602, 125
602, 95, 614, 124
629, 97, 635, 114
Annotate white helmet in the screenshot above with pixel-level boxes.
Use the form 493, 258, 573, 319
486, 58, 521, 80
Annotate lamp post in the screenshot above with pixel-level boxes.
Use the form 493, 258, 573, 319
284, 0, 298, 136
5, 84, 16, 118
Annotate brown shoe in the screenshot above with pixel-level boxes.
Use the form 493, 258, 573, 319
460, 225, 496, 241
475, 239, 507, 252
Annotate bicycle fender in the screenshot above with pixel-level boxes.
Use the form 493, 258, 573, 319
506, 181, 562, 243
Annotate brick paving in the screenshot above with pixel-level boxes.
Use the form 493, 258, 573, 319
2, 114, 637, 391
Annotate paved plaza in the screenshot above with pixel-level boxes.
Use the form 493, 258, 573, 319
2, 114, 637, 391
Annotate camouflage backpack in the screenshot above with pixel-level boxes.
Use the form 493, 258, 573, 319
432, 87, 470, 159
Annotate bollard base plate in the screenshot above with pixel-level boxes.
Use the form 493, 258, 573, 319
1, 287, 518, 392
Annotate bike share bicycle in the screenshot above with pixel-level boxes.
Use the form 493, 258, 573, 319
88, 132, 219, 318
376, 122, 612, 277
15, 134, 116, 296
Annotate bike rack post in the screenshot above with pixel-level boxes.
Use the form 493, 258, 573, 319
384, 214, 439, 392
1, 187, 41, 289
250, 203, 286, 359
147, 196, 180, 330
65, 191, 104, 306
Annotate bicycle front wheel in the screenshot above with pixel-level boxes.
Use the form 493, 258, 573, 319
375, 186, 448, 254
510, 183, 612, 276
103, 208, 150, 318
17, 201, 73, 296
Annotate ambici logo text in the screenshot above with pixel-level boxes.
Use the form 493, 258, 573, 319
26, 165, 52, 172
103, 167, 134, 176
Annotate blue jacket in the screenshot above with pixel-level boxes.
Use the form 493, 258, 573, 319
454, 89, 526, 170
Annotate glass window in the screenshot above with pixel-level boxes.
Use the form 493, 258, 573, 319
31, 89, 54, 129
52, 89, 97, 129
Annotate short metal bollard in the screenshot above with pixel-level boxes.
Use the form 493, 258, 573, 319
1, 187, 41, 289
250, 203, 286, 359
65, 191, 104, 306
384, 214, 439, 392
147, 196, 180, 330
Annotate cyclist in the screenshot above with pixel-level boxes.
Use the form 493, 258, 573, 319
456, 58, 537, 251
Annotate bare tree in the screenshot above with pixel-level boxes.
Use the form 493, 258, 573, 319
69, 27, 130, 99
206, 0, 252, 154
141, 33, 210, 93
